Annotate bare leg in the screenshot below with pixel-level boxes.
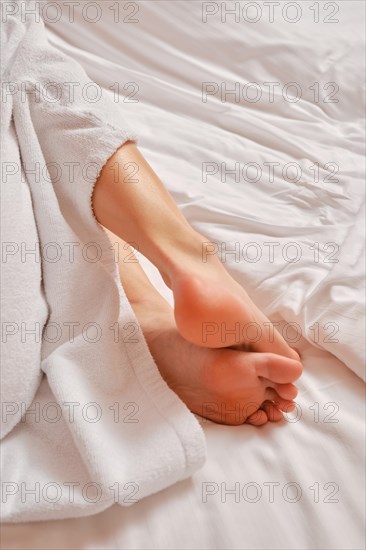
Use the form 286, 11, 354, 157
106, 229, 302, 426
93, 143, 300, 359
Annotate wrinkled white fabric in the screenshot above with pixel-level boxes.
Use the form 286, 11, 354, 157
0, 0, 206, 522
1, 1, 365, 546
12, 2, 362, 549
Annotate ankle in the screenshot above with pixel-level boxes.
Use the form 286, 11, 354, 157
156, 229, 223, 285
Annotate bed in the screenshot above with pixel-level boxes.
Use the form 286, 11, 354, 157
2, 1, 365, 548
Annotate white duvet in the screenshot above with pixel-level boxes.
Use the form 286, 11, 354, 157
2, 1, 365, 549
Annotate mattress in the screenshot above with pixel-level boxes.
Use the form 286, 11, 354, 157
2, 1, 365, 548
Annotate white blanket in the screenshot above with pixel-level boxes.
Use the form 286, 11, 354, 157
0, 0, 205, 522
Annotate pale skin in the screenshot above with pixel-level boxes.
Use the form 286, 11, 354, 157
93, 142, 303, 425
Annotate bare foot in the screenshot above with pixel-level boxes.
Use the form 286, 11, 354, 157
160, 238, 299, 360
132, 298, 302, 426
93, 143, 299, 360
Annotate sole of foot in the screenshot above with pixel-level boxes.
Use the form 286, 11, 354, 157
172, 272, 300, 361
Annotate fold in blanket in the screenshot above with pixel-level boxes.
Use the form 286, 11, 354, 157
0, 0, 206, 522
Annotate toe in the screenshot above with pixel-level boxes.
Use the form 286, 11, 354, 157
265, 382, 298, 401
255, 353, 303, 384
288, 348, 301, 361
262, 401, 284, 422
246, 409, 268, 426
265, 389, 297, 412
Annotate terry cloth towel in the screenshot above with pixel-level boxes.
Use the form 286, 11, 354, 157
0, 0, 206, 522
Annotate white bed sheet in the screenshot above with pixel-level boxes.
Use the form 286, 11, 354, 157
2, 1, 365, 548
